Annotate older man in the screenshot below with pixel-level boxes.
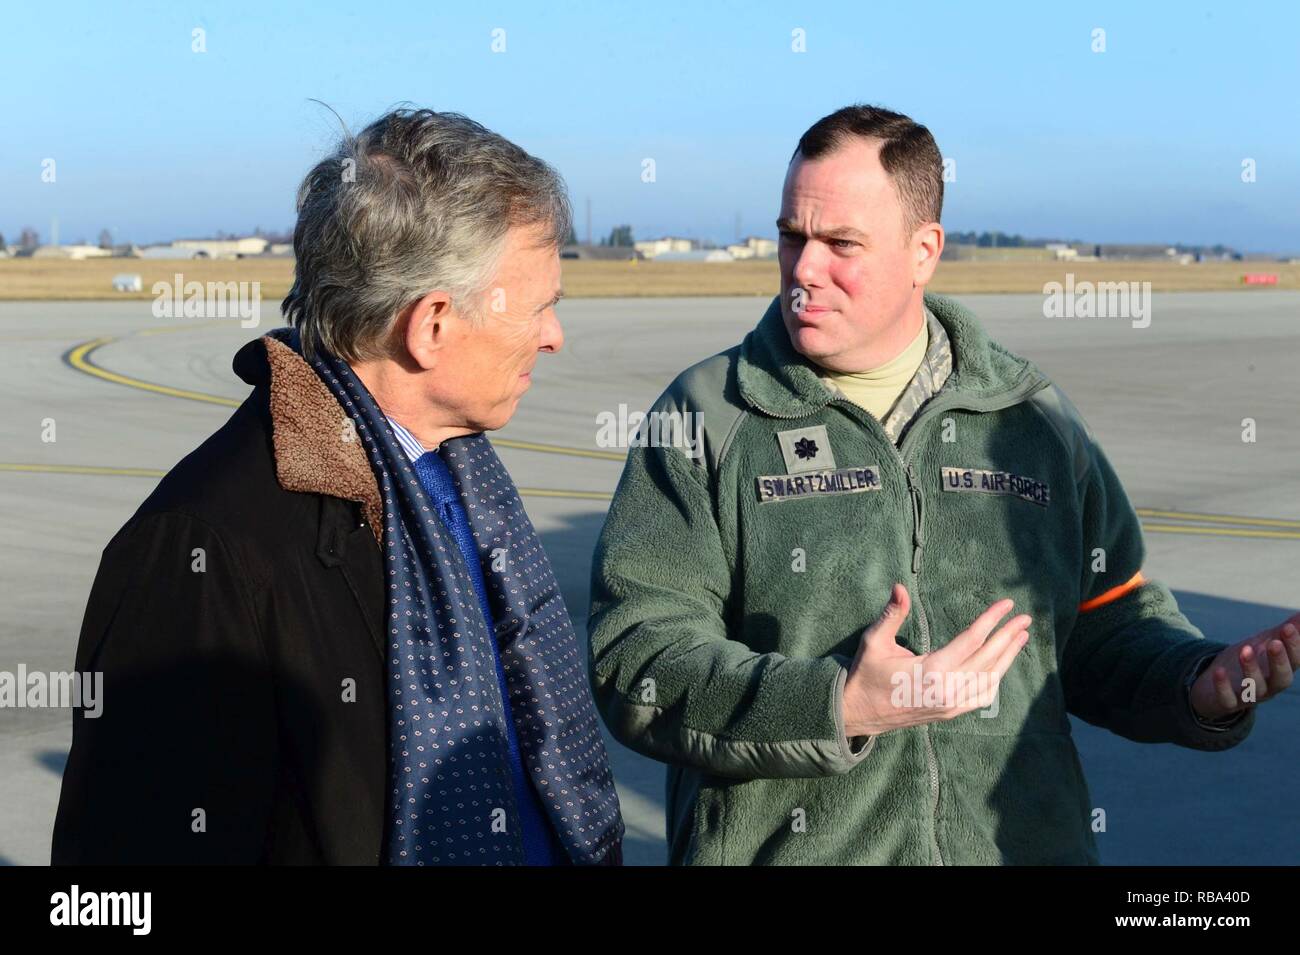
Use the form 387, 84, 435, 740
53, 109, 624, 865
588, 104, 1298, 865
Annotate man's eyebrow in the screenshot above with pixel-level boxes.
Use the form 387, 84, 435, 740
775, 219, 868, 242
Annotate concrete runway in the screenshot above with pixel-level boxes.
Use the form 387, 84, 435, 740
1, 293, 1297, 865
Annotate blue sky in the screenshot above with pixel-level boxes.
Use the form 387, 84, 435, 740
2, 0, 1297, 252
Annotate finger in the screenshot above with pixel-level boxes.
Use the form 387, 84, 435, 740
1212, 666, 1239, 713
988, 628, 1031, 686
1258, 614, 1300, 652
858, 583, 911, 654
1237, 634, 1271, 679
1239, 644, 1267, 704
936, 598, 1015, 663
1278, 612, 1300, 638
1281, 622, 1300, 671
940, 669, 978, 711
957, 628, 1029, 714
962, 614, 1032, 672
1266, 639, 1294, 695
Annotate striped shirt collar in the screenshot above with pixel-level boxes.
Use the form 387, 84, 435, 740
385, 415, 430, 462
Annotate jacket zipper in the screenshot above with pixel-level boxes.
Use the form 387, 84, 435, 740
750, 371, 1049, 867
901, 457, 943, 865
873, 420, 944, 864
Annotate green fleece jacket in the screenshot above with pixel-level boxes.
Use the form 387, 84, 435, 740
587, 292, 1253, 865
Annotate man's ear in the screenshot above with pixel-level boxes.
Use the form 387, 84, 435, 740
912, 223, 945, 287
403, 290, 453, 371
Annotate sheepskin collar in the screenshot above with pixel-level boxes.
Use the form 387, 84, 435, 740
234, 333, 384, 545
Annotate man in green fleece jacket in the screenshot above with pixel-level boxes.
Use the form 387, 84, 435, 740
587, 104, 1300, 865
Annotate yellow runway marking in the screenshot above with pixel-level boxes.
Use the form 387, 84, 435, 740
0, 463, 168, 479
516, 487, 613, 501
64, 332, 628, 460
0, 463, 614, 502
66, 337, 242, 406
44, 328, 1300, 535
1136, 508, 1300, 530
3, 465, 1294, 533
1139, 523, 1300, 540
496, 439, 624, 462
133, 319, 239, 337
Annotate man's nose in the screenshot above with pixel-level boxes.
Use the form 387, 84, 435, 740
539, 308, 564, 354
791, 242, 825, 290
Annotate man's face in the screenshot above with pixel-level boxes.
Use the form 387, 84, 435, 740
431, 223, 564, 432
777, 137, 931, 372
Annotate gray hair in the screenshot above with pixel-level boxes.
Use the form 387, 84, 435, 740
282, 107, 572, 362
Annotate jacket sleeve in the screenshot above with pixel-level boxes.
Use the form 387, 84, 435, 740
587, 426, 873, 781
1058, 431, 1254, 751
51, 511, 278, 863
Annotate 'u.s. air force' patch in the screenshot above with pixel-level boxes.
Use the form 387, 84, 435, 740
941, 466, 1050, 507
756, 466, 883, 504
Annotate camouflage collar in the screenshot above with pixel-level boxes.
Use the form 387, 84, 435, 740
816, 306, 951, 442
736, 291, 1046, 421
881, 306, 952, 443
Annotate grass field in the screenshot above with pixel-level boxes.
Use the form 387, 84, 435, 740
0, 256, 1295, 301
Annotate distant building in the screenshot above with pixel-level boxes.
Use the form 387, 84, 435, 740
654, 249, 734, 263
941, 244, 1055, 262
112, 274, 144, 292
138, 245, 206, 260
31, 244, 113, 260
560, 244, 641, 261
171, 237, 269, 258
1094, 244, 1177, 260
724, 236, 777, 260
268, 243, 294, 256
633, 237, 695, 259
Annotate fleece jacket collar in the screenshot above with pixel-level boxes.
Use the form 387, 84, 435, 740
737, 291, 1049, 420
233, 330, 384, 546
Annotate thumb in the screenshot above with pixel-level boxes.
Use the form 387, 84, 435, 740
859, 583, 911, 653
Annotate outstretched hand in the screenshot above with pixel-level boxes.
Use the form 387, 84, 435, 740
1189, 614, 1300, 721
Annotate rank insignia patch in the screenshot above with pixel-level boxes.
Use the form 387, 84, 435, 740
775, 425, 835, 474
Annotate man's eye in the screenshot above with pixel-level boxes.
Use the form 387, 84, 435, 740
830, 239, 856, 250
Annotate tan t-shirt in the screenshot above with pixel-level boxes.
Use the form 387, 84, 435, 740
818, 315, 929, 421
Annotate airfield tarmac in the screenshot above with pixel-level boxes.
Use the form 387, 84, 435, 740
1, 292, 1296, 865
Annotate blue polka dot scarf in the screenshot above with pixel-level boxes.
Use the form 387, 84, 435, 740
280, 329, 624, 866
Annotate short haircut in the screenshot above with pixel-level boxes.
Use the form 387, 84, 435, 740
793, 104, 943, 233
283, 108, 572, 362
